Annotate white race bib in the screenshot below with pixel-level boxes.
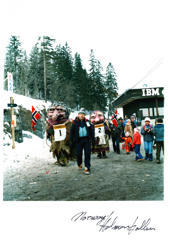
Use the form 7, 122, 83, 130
86, 121, 90, 127
94, 123, 105, 137
53, 124, 66, 141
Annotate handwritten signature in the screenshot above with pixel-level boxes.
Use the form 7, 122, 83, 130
71, 211, 156, 235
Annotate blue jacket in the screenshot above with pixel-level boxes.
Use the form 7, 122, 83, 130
69, 117, 94, 142
153, 124, 164, 141
141, 124, 154, 141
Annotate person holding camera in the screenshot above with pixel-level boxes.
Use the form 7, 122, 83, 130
141, 117, 154, 161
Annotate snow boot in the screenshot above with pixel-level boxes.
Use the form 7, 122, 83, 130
149, 153, 153, 161
145, 153, 148, 160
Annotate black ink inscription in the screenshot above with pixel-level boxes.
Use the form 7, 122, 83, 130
71, 211, 156, 235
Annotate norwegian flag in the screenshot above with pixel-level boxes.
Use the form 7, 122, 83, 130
32, 106, 41, 131
111, 110, 118, 127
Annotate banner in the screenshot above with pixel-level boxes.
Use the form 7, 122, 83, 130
32, 106, 41, 131
53, 124, 66, 141
111, 109, 118, 127
8, 72, 13, 93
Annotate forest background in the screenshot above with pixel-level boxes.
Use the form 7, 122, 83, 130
4, 36, 118, 117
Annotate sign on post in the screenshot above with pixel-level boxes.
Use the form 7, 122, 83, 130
8, 103, 17, 107
12, 115, 16, 128
8, 72, 13, 93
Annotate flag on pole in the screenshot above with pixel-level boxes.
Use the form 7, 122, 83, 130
111, 110, 118, 127
32, 106, 41, 131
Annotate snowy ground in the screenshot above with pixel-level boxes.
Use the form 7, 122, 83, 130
2, 90, 164, 202
3, 131, 164, 201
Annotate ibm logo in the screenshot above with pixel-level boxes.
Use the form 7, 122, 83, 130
142, 88, 164, 96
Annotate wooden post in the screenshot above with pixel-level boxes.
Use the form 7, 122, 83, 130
10, 97, 15, 149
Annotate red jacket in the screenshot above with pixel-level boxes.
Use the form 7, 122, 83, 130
132, 132, 141, 148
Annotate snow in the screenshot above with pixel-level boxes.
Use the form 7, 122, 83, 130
3, 130, 50, 166
2, 90, 53, 169
3, 89, 51, 111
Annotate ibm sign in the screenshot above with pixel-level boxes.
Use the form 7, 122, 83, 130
142, 88, 164, 96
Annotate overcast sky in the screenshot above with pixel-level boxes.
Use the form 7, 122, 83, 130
1, 0, 168, 94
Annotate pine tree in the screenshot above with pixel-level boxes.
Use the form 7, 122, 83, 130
105, 62, 118, 118
39, 36, 56, 102
88, 49, 107, 112
4, 36, 22, 93
28, 43, 40, 98
52, 43, 75, 108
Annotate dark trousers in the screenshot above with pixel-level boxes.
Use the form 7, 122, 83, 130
112, 136, 120, 153
134, 144, 143, 160
76, 137, 91, 170
156, 141, 164, 160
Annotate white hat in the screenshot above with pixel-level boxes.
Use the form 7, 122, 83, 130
145, 117, 150, 122
134, 127, 140, 132
125, 132, 129, 136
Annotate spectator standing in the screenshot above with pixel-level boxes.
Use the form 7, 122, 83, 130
153, 117, 164, 164
131, 116, 137, 131
109, 121, 121, 154
132, 128, 143, 161
125, 119, 133, 138
141, 117, 154, 161
118, 117, 124, 136
69, 108, 94, 174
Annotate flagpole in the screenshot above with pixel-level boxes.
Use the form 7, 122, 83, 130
36, 106, 47, 148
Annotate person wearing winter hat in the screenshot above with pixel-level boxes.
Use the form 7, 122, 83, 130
141, 117, 154, 161
132, 128, 143, 161
153, 117, 164, 164
69, 108, 94, 175
121, 132, 132, 154
125, 119, 133, 138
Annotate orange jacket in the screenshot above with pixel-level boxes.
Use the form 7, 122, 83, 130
121, 136, 132, 146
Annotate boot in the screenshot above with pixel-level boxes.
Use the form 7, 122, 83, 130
97, 152, 102, 158
149, 153, 153, 161
145, 153, 148, 160
157, 159, 161, 164
103, 151, 107, 158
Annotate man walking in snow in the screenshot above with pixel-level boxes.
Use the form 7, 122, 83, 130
69, 108, 94, 175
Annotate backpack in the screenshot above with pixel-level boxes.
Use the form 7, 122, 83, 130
143, 124, 153, 130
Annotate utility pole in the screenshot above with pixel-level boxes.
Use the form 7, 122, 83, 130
43, 36, 47, 103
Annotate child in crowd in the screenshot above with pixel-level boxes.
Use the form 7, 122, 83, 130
121, 132, 132, 154
132, 128, 143, 161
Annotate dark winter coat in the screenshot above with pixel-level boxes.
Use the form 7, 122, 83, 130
109, 123, 121, 137
69, 117, 94, 142
117, 120, 123, 135
141, 124, 154, 141
153, 123, 164, 142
